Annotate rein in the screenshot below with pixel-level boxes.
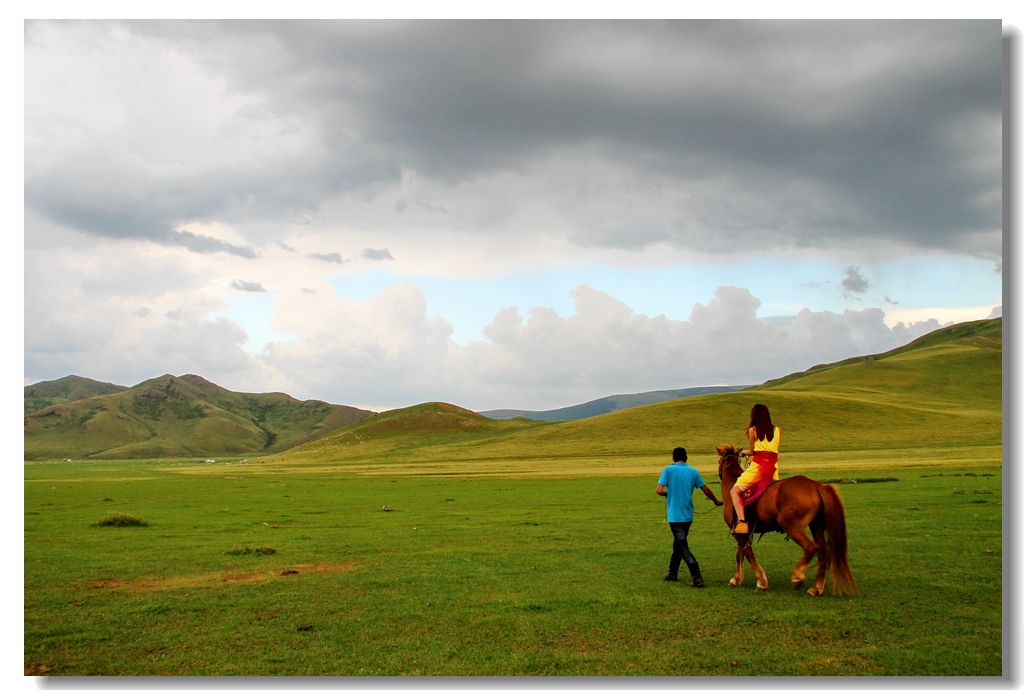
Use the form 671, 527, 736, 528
718, 451, 744, 482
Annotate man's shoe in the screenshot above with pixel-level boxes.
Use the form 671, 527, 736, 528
663, 573, 678, 581
731, 520, 749, 534
686, 563, 704, 588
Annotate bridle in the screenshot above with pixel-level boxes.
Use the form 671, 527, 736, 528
718, 449, 742, 481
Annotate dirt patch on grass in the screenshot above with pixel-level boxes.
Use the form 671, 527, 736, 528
82, 561, 356, 592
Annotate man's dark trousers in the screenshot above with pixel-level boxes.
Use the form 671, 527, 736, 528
667, 521, 700, 580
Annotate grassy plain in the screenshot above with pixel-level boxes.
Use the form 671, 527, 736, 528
25, 446, 1001, 676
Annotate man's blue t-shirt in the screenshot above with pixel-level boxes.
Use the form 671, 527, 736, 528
658, 462, 706, 523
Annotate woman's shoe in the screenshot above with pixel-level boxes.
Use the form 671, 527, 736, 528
731, 520, 749, 534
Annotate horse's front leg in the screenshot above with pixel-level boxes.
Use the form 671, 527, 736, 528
729, 538, 745, 587
729, 537, 768, 590
744, 542, 769, 591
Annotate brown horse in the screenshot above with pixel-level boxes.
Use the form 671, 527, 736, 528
716, 444, 856, 596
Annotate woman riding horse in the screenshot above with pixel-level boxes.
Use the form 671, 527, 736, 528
716, 428, 857, 596
730, 403, 781, 534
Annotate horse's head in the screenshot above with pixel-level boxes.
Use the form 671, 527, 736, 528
716, 444, 742, 480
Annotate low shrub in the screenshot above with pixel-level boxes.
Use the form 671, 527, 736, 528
92, 513, 148, 527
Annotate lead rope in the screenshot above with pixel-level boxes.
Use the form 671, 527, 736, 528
694, 501, 720, 516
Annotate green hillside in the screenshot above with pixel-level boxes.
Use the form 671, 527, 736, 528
276, 318, 1001, 470
290, 402, 549, 465
24, 375, 128, 415
24, 374, 375, 461
760, 316, 1002, 389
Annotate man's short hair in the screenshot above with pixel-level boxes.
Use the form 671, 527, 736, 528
673, 447, 687, 462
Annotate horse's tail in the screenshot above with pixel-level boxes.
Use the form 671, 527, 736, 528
819, 484, 857, 596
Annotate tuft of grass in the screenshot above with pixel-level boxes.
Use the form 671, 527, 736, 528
223, 545, 277, 556
91, 513, 148, 527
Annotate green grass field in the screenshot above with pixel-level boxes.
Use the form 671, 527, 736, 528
24, 448, 1001, 676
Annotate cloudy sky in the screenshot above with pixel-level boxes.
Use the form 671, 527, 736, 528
23, 19, 1004, 412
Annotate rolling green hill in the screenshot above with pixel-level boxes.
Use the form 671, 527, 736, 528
276, 318, 1001, 470
24, 374, 376, 461
24, 375, 128, 415
286, 402, 550, 468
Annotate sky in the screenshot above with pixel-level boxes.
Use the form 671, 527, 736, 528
22, 18, 1006, 413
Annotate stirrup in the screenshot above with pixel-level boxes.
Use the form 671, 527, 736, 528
731, 520, 749, 534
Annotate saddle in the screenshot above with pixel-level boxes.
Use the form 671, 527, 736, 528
739, 483, 784, 537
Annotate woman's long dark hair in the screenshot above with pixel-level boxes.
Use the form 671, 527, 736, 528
749, 404, 774, 442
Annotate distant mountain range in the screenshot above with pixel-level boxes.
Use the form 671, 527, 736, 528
479, 386, 751, 421
24, 375, 751, 461
24, 374, 376, 461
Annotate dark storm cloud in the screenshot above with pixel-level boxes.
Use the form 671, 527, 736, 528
26, 19, 1001, 258
248, 19, 1001, 252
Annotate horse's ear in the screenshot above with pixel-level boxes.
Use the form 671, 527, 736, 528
716, 444, 729, 457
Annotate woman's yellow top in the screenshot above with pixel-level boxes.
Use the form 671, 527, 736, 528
753, 426, 781, 454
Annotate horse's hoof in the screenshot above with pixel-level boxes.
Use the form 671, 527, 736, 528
807, 588, 822, 597
729, 578, 740, 587
792, 579, 805, 590
756, 584, 768, 591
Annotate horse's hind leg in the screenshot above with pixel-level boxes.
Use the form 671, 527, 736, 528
783, 524, 819, 592
806, 523, 828, 597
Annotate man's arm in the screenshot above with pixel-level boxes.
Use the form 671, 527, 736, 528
701, 484, 723, 506
656, 484, 667, 496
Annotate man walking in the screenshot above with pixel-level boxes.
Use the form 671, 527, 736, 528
656, 447, 722, 587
